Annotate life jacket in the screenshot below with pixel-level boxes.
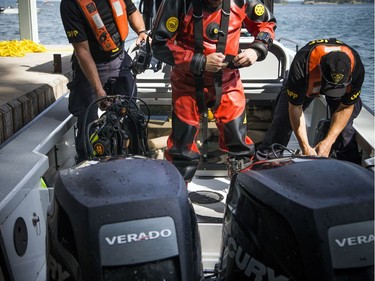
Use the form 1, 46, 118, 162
307, 40, 355, 96
76, 0, 129, 52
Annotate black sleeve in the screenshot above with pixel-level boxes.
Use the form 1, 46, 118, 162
245, 0, 276, 24
340, 50, 365, 105
151, 0, 186, 65
286, 49, 309, 106
125, 0, 137, 16
60, 0, 88, 43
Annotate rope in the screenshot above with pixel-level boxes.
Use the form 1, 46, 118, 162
0, 39, 47, 57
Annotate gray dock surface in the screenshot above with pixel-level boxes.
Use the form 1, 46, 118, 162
0, 45, 73, 145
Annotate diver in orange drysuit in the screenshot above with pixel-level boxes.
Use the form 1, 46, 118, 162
151, 0, 276, 181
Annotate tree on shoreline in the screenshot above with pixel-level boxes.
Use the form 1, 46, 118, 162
275, 0, 374, 3
304, 0, 373, 3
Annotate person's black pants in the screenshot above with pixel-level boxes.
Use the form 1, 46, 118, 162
67, 51, 135, 162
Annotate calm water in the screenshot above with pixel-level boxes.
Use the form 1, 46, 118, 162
0, 1, 374, 111
274, 3, 374, 112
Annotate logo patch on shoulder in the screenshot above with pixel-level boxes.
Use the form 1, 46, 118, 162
166, 17, 179, 33
254, 4, 265, 16
287, 89, 298, 99
67, 30, 79, 38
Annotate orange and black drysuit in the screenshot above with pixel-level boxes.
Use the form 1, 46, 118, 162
151, 0, 276, 181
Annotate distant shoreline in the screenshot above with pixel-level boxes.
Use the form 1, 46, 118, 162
275, 1, 371, 4
301, 1, 367, 4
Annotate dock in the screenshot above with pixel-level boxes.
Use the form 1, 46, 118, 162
0, 45, 73, 145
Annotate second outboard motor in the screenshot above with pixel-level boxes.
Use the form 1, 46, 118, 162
47, 157, 202, 281
218, 157, 374, 281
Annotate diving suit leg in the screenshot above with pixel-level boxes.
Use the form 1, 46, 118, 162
165, 112, 201, 182
216, 109, 255, 178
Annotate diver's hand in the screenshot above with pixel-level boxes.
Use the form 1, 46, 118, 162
314, 140, 333, 157
96, 89, 111, 111
205, 52, 228, 73
233, 48, 258, 67
302, 145, 318, 157
136, 31, 148, 45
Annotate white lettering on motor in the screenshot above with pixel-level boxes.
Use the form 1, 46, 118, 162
105, 229, 172, 245
226, 237, 289, 281
127, 233, 138, 242
118, 234, 127, 243
335, 234, 374, 247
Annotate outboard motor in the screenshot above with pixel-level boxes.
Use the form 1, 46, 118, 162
218, 157, 374, 281
47, 157, 202, 281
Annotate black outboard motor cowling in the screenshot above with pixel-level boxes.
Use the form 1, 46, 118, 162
218, 158, 374, 281
47, 157, 202, 281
